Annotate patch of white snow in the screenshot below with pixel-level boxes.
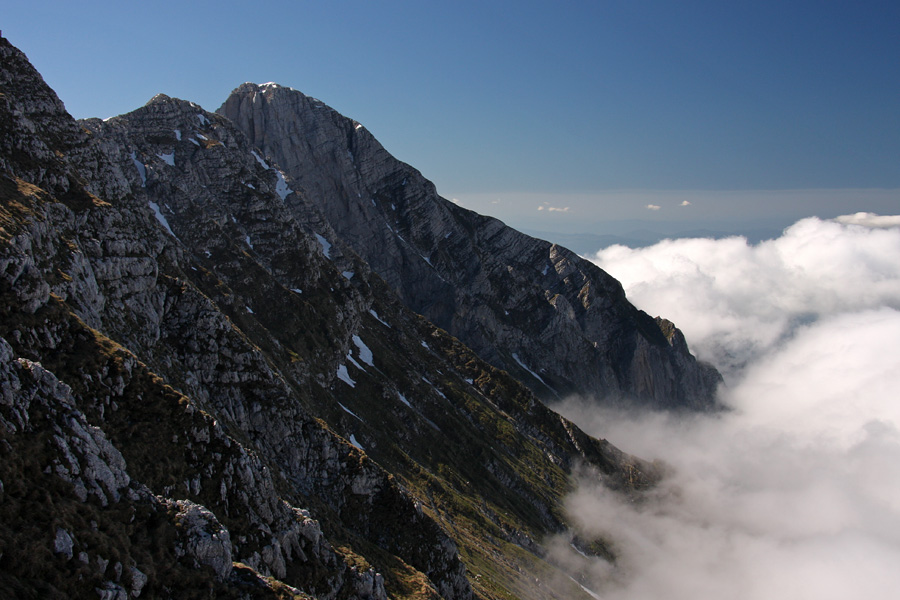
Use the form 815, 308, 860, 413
148, 201, 177, 239
274, 170, 292, 200
250, 150, 270, 169
315, 233, 332, 258
157, 152, 175, 166
511, 353, 551, 388
349, 434, 364, 450
369, 309, 390, 327
338, 402, 363, 421
347, 354, 366, 372
336, 365, 356, 388
130, 152, 147, 186
568, 576, 602, 600
352, 335, 374, 366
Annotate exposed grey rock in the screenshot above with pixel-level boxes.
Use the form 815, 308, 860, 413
1, 35, 704, 600
129, 566, 147, 598
0, 338, 130, 509
96, 582, 128, 600
96, 555, 110, 576
0, 36, 88, 197
169, 499, 233, 580
53, 527, 74, 560
219, 83, 722, 409
70, 91, 472, 599
0, 38, 463, 598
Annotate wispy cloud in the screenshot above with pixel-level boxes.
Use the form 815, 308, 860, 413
646, 204, 661, 211
835, 211, 900, 228
538, 203, 571, 213
548, 214, 900, 599
448, 190, 900, 230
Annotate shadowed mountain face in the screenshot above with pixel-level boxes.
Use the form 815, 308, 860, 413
1, 35, 714, 600
218, 84, 721, 409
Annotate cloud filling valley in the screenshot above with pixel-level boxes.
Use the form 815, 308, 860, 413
549, 213, 900, 599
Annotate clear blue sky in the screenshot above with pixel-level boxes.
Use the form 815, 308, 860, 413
4, 1, 898, 234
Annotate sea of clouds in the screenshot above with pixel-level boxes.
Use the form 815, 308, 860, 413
549, 213, 900, 599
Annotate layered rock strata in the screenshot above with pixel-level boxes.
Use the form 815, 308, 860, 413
219, 83, 721, 409
1, 36, 677, 600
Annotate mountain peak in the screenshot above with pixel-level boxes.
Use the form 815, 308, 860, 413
140, 92, 211, 118
219, 82, 721, 409
2, 36, 716, 599
145, 92, 173, 105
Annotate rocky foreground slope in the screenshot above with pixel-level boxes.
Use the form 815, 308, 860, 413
1, 36, 713, 599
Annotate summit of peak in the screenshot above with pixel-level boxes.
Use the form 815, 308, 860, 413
140, 94, 215, 121
227, 81, 310, 101
146, 93, 173, 105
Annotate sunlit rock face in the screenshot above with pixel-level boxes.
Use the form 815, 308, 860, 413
2, 33, 713, 599
220, 83, 720, 409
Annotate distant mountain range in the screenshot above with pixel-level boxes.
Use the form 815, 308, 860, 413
0, 35, 718, 599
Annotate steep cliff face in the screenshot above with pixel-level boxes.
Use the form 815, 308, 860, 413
0, 37, 418, 600
218, 83, 721, 409
1, 37, 668, 600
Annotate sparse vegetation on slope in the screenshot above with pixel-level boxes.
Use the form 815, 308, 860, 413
1, 35, 681, 600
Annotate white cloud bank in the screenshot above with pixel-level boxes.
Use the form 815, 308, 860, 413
587, 213, 900, 379
548, 213, 900, 600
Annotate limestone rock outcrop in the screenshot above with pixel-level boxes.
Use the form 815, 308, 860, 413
219, 83, 721, 409
2, 34, 711, 600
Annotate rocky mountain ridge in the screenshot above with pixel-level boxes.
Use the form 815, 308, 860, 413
1, 36, 713, 599
219, 83, 720, 409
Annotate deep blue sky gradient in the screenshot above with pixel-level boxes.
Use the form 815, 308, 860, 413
4, 0, 898, 233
